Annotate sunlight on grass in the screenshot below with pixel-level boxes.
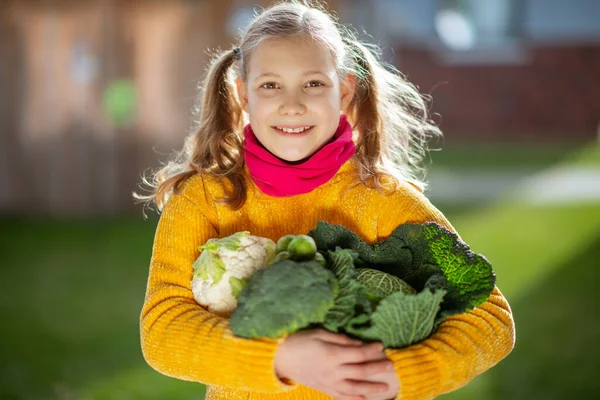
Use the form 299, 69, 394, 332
562, 140, 600, 166
444, 141, 600, 300
447, 141, 600, 301
452, 202, 600, 301
439, 202, 600, 400
429, 142, 582, 170
438, 143, 600, 400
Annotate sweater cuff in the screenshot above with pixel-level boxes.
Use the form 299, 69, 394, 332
230, 330, 298, 392
386, 346, 440, 400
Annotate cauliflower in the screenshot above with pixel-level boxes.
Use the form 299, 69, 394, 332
191, 231, 276, 316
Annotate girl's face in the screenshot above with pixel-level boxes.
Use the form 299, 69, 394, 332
237, 36, 355, 162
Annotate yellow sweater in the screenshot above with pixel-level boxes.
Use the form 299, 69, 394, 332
140, 161, 515, 400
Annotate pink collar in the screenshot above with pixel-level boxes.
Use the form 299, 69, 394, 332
243, 115, 356, 197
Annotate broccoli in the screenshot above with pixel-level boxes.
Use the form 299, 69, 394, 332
230, 259, 338, 339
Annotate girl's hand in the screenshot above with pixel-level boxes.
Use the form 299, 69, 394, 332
363, 370, 400, 400
274, 329, 394, 400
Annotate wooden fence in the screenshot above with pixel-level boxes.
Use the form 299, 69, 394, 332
0, 0, 271, 215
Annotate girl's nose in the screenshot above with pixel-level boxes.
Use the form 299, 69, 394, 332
279, 96, 306, 116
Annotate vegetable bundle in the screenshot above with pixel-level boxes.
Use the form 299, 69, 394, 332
192, 222, 496, 349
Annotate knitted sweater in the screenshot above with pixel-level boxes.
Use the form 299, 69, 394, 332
140, 161, 515, 400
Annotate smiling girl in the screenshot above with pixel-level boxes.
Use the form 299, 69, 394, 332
239, 35, 353, 164
137, 2, 515, 400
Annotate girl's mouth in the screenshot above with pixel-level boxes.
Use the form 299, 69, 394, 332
272, 126, 315, 136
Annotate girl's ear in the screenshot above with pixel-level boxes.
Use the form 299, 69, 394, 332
340, 73, 356, 113
236, 78, 249, 113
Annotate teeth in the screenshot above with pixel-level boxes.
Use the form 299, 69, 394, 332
276, 126, 312, 133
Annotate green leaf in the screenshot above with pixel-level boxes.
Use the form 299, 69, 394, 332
355, 268, 416, 297
347, 289, 446, 348
198, 240, 220, 253
323, 275, 369, 332
205, 231, 248, 252
323, 248, 373, 332
264, 239, 277, 265
309, 222, 370, 257
326, 247, 357, 282
421, 223, 496, 325
323, 282, 360, 333
229, 276, 248, 299
192, 250, 226, 284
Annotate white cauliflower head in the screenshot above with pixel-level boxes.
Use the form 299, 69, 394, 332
191, 231, 276, 316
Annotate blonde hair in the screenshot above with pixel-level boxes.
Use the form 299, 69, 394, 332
134, 0, 441, 212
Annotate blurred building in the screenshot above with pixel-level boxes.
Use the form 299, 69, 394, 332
0, 0, 598, 215
343, 0, 600, 140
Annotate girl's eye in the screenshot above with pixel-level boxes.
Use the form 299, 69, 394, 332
260, 82, 279, 89
306, 81, 324, 88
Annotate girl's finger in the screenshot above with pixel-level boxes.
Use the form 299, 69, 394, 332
337, 342, 386, 364
333, 394, 365, 400
338, 378, 389, 396
340, 359, 395, 380
315, 330, 363, 345
333, 393, 366, 400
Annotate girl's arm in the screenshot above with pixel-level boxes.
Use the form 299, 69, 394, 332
379, 185, 516, 400
139, 191, 295, 393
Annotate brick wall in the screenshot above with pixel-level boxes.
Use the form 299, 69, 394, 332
394, 44, 600, 141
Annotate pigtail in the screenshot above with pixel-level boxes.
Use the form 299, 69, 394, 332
191, 48, 248, 209
345, 38, 442, 193
345, 40, 385, 183
192, 48, 243, 172
134, 48, 246, 211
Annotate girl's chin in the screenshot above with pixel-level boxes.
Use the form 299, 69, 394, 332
274, 153, 312, 164
269, 148, 315, 164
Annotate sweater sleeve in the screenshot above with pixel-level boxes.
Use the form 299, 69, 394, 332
379, 184, 516, 400
139, 190, 296, 393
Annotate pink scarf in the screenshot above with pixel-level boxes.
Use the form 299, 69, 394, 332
243, 115, 356, 197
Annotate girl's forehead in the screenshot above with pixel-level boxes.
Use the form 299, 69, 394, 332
247, 36, 338, 78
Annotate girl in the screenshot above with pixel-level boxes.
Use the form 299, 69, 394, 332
137, 2, 515, 400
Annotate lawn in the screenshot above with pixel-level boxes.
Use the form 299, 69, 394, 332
0, 217, 205, 400
1, 142, 598, 399
428, 140, 599, 170
436, 201, 600, 400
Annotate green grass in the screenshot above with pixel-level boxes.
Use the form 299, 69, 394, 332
437, 202, 600, 400
0, 217, 205, 400
493, 237, 600, 400
428, 141, 599, 169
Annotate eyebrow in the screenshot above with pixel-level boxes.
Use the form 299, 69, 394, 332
254, 71, 328, 80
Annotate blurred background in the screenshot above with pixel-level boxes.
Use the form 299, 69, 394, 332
1, 0, 599, 399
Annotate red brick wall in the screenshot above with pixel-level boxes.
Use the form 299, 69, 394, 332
393, 44, 600, 141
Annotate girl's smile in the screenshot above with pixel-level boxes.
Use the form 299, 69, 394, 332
272, 125, 315, 137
